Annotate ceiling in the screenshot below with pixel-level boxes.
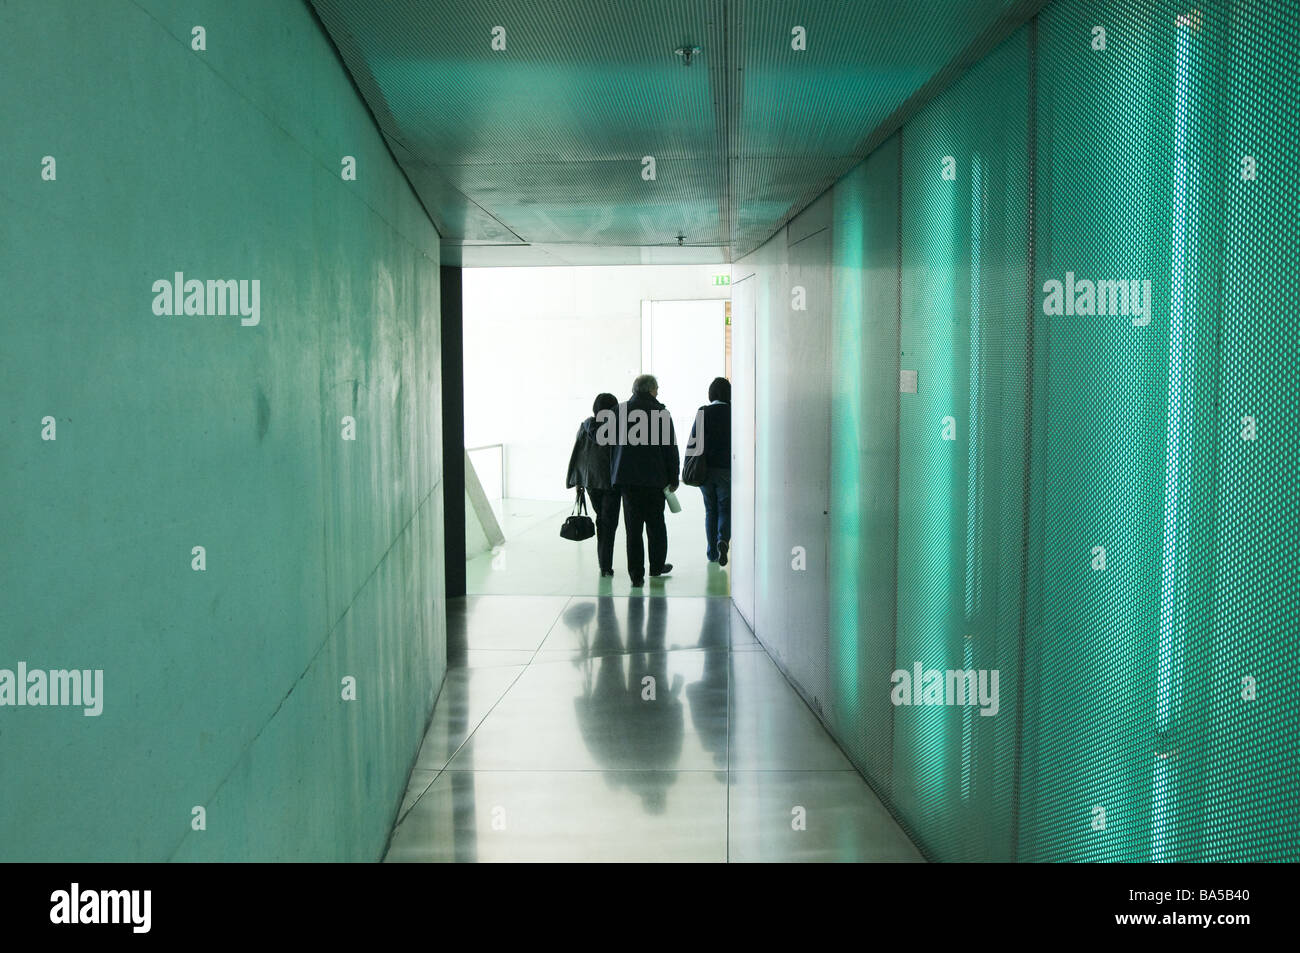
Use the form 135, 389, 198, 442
310, 0, 1045, 265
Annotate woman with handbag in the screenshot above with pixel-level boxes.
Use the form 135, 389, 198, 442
684, 377, 732, 565
565, 392, 622, 577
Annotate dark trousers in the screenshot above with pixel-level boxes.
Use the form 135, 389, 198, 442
619, 485, 668, 579
699, 468, 731, 560
586, 487, 622, 573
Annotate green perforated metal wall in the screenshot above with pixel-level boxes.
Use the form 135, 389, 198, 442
740, 0, 1299, 862
893, 28, 1029, 863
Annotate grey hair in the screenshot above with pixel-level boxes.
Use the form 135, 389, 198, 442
632, 374, 658, 395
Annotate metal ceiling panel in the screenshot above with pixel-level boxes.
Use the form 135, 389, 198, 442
442, 243, 730, 267
310, 0, 1044, 262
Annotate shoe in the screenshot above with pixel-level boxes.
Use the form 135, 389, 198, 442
600, 569, 614, 577
650, 564, 673, 577
630, 577, 645, 587
718, 541, 728, 567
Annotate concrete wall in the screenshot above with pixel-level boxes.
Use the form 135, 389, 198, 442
0, 0, 445, 861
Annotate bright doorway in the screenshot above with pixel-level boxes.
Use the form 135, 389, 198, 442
640, 298, 729, 444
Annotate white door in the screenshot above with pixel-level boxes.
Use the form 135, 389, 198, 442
640, 299, 727, 451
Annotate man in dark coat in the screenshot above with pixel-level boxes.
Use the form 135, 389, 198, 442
611, 375, 679, 587
567, 392, 621, 576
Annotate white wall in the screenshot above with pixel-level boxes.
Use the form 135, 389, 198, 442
464, 265, 732, 500
644, 299, 727, 448
730, 194, 835, 714
729, 266, 758, 628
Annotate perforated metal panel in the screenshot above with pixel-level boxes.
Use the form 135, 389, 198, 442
739, 0, 1299, 862
309, 0, 1045, 261
1019, 0, 1173, 863
827, 136, 902, 794
891, 27, 1029, 863
1019, 0, 1300, 864
1200, 0, 1300, 863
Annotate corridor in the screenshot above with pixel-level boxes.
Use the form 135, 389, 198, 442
385, 592, 922, 862
5, 0, 1297, 872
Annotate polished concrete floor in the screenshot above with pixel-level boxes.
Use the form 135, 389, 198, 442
384, 587, 925, 862
466, 494, 732, 597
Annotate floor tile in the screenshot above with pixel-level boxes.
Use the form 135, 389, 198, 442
537, 594, 734, 657
448, 594, 570, 652
445, 648, 729, 773
410, 664, 526, 774
386, 769, 727, 862
728, 771, 925, 862
391, 498, 924, 862
398, 768, 439, 817
728, 650, 857, 771
466, 495, 731, 598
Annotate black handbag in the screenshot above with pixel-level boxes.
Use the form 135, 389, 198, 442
560, 488, 596, 541
682, 450, 708, 488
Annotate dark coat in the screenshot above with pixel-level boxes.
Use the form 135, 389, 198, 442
611, 393, 680, 488
687, 401, 731, 469
566, 416, 613, 489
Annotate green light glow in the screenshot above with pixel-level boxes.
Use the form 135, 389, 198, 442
830, 168, 866, 715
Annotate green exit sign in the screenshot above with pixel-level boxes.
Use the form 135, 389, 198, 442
713, 274, 731, 286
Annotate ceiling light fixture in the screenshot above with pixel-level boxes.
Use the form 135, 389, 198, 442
674, 45, 701, 67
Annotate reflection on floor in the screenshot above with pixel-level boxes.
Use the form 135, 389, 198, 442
384, 594, 924, 862
467, 494, 732, 597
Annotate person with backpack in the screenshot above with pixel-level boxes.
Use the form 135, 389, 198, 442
686, 377, 732, 565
